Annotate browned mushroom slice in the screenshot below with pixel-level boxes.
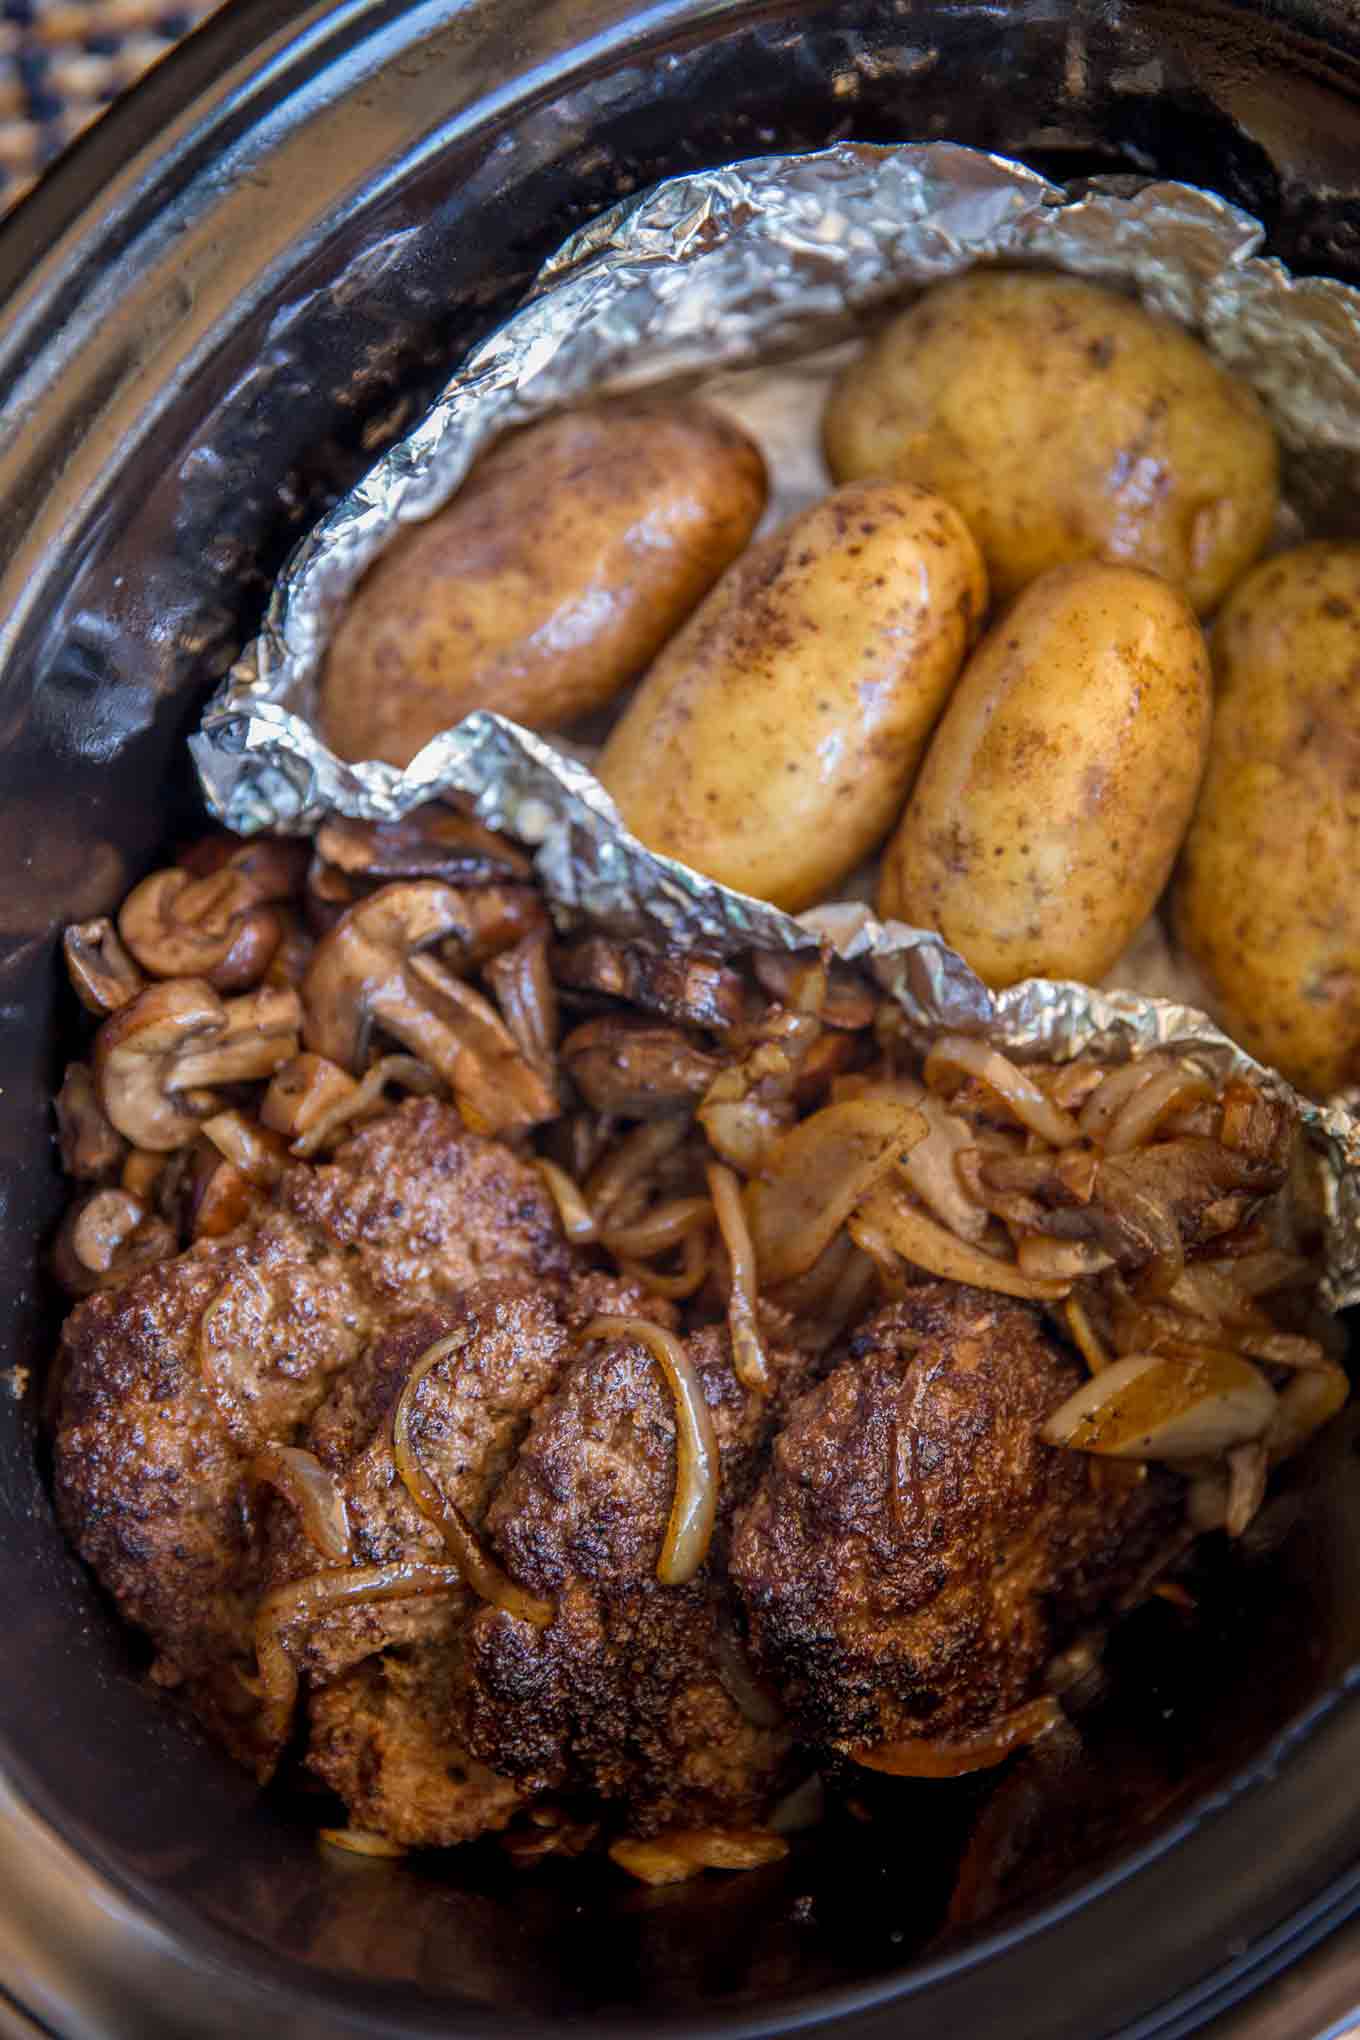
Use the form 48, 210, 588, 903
63, 919, 146, 1016
484, 929, 558, 1076
54, 1064, 128, 1180
434, 885, 548, 972
562, 1015, 723, 1117
51, 1188, 177, 1294
261, 1053, 360, 1142
118, 840, 307, 988
553, 936, 745, 1033
301, 884, 556, 1135
752, 952, 878, 1030
315, 805, 531, 886
94, 980, 302, 1150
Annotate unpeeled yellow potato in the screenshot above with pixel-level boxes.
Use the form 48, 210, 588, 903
596, 481, 987, 912
824, 271, 1278, 615
1173, 542, 1360, 1096
880, 559, 1211, 986
320, 400, 767, 766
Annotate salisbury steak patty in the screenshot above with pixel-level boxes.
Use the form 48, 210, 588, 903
464, 1321, 810, 1835
729, 1285, 1176, 1753
54, 1103, 574, 1766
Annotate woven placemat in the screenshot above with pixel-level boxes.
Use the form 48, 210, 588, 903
1, 0, 227, 216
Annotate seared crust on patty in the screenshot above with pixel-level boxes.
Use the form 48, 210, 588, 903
729, 1285, 1177, 1752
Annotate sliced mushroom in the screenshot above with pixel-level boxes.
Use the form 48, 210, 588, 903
484, 927, 558, 1073
562, 1015, 723, 1118
51, 1188, 177, 1295
435, 884, 548, 971
121, 1149, 168, 1200
553, 936, 745, 1033
118, 840, 306, 987
753, 951, 877, 1029
315, 804, 531, 885
302, 883, 556, 1134
260, 1053, 359, 1142
200, 1109, 288, 1185
54, 1063, 128, 1180
63, 919, 146, 1016
186, 1146, 257, 1239
94, 980, 302, 1150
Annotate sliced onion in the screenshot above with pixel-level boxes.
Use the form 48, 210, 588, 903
1017, 1237, 1115, 1280
746, 1097, 925, 1287
615, 1231, 711, 1301
1105, 1066, 1216, 1156
1061, 1293, 1109, 1375
1268, 1362, 1349, 1459
852, 1697, 1062, 1778
318, 1827, 408, 1858
251, 1444, 351, 1563
1168, 1262, 1270, 1332
609, 1829, 788, 1885
1041, 1348, 1277, 1460
535, 1158, 598, 1244
924, 1037, 1081, 1148
1224, 1442, 1268, 1537
1078, 1057, 1169, 1142
582, 1316, 719, 1586
291, 1053, 441, 1157
392, 1332, 553, 1626
707, 1160, 770, 1394
585, 1118, 689, 1224
852, 1184, 1072, 1302
255, 1559, 464, 1754
698, 1088, 791, 1175
600, 1196, 714, 1259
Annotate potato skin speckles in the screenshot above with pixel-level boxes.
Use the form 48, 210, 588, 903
597, 480, 987, 912
880, 559, 1211, 988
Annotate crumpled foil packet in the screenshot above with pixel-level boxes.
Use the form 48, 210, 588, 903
190, 141, 1360, 1305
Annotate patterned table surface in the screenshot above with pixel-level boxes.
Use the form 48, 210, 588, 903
0, 0, 227, 216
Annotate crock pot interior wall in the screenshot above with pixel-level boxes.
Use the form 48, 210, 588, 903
4, 1, 1360, 2033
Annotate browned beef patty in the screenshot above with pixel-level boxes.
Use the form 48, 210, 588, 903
729, 1285, 1178, 1753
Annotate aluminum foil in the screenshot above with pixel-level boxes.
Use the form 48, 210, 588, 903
189, 140, 1360, 1304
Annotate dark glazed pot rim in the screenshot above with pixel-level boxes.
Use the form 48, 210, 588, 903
3, 4, 1360, 2036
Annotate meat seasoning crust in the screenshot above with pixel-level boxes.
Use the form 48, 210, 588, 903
730, 1286, 1178, 1751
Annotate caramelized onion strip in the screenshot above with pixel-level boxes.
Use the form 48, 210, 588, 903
616, 1230, 711, 1300
535, 1158, 598, 1245
851, 1185, 1072, 1302
746, 1097, 926, 1287
392, 1332, 553, 1627
318, 1827, 408, 1859
852, 1697, 1063, 1778
586, 1118, 689, 1224
582, 1316, 719, 1586
251, 1444, 351, 1563
923, 1038, 1081, 1148
707, 1160, 770, 1394
255, 1559, 464, 1752
600, 1197, 714, 1259
1078, 1057, 1168, 1142
1105, 1066, 1216, 1155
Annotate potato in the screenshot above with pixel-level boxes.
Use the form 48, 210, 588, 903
824, 271, 1278, 615
596, 481, 987, 912
880, 559, 1211, 987
1173, 542, 1360, 1096
319, 400, 767, 766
